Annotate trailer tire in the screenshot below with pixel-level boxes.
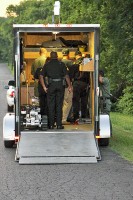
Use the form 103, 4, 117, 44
7, 105, 14, 112
99, 138, 109, 146
4, 140, 15, 148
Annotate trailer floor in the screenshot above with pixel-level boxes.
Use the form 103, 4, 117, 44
16, 123, 100, 164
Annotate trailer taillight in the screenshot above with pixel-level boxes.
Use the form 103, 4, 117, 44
9, 91, 15, 98
15, 136, 20, 142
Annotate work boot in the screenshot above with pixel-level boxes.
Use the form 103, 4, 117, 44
57, 125, 64, 129
48, 125, 54, 129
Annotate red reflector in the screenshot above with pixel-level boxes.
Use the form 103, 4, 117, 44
10, 91, 15, 97
15, 136, 20, 142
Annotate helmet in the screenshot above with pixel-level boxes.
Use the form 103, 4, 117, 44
75, 50, 82, 56
62, 48, 69, 55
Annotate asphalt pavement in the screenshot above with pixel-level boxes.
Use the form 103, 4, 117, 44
0, 63, 133, 200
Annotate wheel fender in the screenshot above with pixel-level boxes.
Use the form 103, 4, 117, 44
3, 113, 15, 140
99, 114, 111, 138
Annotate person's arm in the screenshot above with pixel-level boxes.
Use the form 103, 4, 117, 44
39, 75, 48, 93
65, 75, 72, 93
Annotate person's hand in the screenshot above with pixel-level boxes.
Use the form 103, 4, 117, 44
68, 86, 73, 93
43, 86, 48, 93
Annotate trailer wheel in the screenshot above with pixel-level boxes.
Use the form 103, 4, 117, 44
99, 138, 109, 146
7, 105, 14, 112
4, 140, 15, 148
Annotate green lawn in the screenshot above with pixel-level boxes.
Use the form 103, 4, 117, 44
110, 112, 133, 162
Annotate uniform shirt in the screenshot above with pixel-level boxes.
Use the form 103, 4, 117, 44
61, 59, 73, 69
31, 55, 47, 76
99, 77, 110, 97
70, 57, 89, 83
68, 58, 82, 80
61, 58, 73, 80
40, 58, 68, 79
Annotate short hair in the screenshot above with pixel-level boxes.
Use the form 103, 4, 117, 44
99, 69, 104, 77
50, 51, 58, 58
40, 48, 47, 54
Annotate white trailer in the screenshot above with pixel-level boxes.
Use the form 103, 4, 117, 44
3, 24, 111, 164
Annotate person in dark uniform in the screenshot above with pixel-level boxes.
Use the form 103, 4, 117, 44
40, 51, 72, 129
33, 57, 51, 117
69, 50, 90, 122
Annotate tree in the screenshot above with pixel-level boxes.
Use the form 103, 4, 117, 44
0, 0, 132, 114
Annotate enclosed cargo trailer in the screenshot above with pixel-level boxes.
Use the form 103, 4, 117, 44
3, 24, 111, 164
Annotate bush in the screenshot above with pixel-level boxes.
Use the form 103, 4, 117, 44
117, 86, 133, 115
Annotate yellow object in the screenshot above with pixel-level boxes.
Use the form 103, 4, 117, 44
79, 60, 94, 72
78, 45, 86, 52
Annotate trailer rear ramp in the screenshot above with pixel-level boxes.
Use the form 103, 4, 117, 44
15, 128, 101, 164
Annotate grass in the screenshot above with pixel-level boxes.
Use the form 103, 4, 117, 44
8, 64, 14, 75
110, 112, 133, 163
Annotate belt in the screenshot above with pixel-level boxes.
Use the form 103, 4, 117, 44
51, 78, 62, 81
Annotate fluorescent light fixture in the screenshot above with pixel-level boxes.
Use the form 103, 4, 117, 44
52, 32, 59, 34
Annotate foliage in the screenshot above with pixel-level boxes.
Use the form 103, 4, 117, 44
0, 18, 8, 62
110, 112, 133, 162
0, 0, 132, 114
117, 86, 133, 115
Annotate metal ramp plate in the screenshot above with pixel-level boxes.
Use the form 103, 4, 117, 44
16, 131, 100, 164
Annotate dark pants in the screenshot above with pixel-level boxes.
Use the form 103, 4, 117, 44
38, 83, 47, 115
39, 93, 47, 115
47, 82, 65, 127
72, 81, 88, 120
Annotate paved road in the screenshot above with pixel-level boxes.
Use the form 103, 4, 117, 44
0, 63, 133, 200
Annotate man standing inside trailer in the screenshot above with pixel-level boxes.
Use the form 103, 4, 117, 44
61, 48, 73, 123
31, 47, 47, 97
31, 48, 47, 116
40, 51, 72, 129
69, 50, 90, 122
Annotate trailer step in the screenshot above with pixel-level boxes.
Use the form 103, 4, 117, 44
19, 156, 97, 164
16, 131, 100, 164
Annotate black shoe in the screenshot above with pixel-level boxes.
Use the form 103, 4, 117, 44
67, 117, 79, 123
67, 117, 75, 123
49, 126, 54, 129
57, 125, 64, 129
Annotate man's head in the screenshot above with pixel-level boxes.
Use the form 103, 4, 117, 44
75, 50, 82, 60
75, 50, 82, 57
62, 48, 69, 56
50, 51, 58, 59
39, 48, 47, 55
99, 69, 104, 77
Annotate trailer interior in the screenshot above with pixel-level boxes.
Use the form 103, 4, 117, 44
19, 27, 96, 132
